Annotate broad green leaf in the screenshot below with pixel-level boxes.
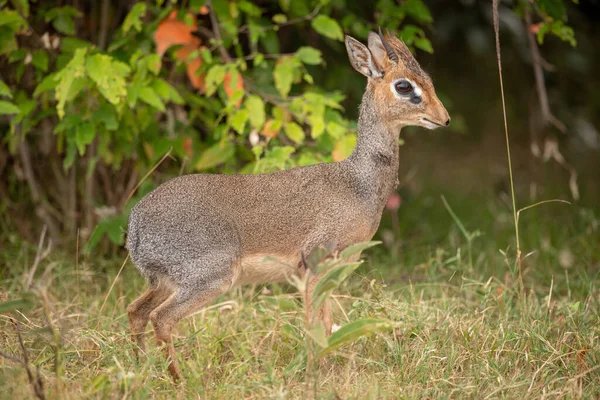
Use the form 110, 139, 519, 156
272, 14, 287, 24
308, 114, 325, 138
284, 122, 305, 144
306, 322, 328, 348
311, 262, 362, 310
138, 86, 165, 111
319, 319, 396, 358
194, 140, 235, 171
414, 37, 433, 54
33, 73, 56, 97
274, 56, 300, 98
0, 80, 11, 98
10, 0, 30, 17
75, 121, 95, 155
54, 48, 86, 118
151, 78, 183, 104
332, 133, 356, 162
45, 6, 82, 36
537, 0, 567, 20
402, 0, 433, 24
0, 10, 27, 30
297, 46, 322, 65
93, 102, 118, 130
205, 64, 226, 96
122, 3, 147, 33
0, 295, 35, 313
339, 241, 381, 261
32, 50, 49, 72
311, 15, 343, 41
86, 54, 130, 106
0, 100, 20, 114
230, 109, 248, 134
261, 295, 298, 311
245, 95, 265, 130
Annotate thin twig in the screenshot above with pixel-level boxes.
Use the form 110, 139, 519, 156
523, 4, 566, 133
25, 225, 52, 290
492, 0, 522, 294
99, 253, 130, 314
207, 0, 232, 63
122, 148, 172, 209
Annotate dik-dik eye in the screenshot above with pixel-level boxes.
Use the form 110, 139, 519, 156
394, 80, 413, 94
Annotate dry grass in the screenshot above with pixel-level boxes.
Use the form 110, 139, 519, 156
1, 196, 599, 399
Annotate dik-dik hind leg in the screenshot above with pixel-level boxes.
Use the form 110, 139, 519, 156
127, 283, 172, 355
149, 279, 231, 381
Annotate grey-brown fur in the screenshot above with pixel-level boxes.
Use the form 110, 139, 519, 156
126, 31, 449, 381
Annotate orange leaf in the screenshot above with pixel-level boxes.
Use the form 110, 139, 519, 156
182, 137, 193, 156
186, 55, 205, 90
154, 10, 200, 57
224, 70, 244, 107
261, 119, 280, 139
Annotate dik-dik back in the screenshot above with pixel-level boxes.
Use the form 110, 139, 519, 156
126, 29, 449, 380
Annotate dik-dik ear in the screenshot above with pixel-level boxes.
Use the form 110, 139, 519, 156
345, 35, 383, 79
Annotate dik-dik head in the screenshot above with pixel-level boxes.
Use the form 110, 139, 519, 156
345, 29, 450, 130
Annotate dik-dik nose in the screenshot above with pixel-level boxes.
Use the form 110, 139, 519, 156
445, 118, 451, 126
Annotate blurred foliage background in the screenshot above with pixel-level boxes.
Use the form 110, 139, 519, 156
0, 0, 598, 255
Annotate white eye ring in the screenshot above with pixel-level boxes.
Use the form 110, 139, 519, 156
390, 78, 422, 99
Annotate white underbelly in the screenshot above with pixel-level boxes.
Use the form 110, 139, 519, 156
235, 254, 301, 285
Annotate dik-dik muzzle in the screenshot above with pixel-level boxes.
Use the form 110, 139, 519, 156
345, 28, 450, 130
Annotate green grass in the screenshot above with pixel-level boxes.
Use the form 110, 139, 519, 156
1, 193, 599, 399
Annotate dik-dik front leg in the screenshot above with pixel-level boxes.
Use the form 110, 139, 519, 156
306, 272, 334, 335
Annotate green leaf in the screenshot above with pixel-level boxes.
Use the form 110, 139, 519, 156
151, 78, 183, 104
0, 80, 11, 98
311, 15, 344, 41
54, 48, 86, 119
272, 14, 287, 24
537, 0, 567, 20
306, 323, 328, 348
0, 100, 20, 114
0, 9, 27, 30
32, 50, 49, 72
10, 0, 30, 17
296, 46, 323, 65
122, 2, 147, 33
86, 54, 130, 106
0, 294, 35, 313
274, 56, 300, 98
339, 241, 381, 260
45, 6, 82, 36
245, 95, 265, 130
319, 319, 396, 358
138, 86, 165, 111
414, 37, 433, 54
402, 0, 433, 24
230, 109, 248, 134
93, 102, 118, 130
332, 133, 356, 161
205, 64, 226, 96
261, 295, 298, 311
311, 262, 362, 310
75, 121, 95, 155
33, 72, 59, 97
194, 139, 235, 171
284, 122, 305, 144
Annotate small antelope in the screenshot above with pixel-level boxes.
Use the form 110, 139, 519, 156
126, 29, 449, 380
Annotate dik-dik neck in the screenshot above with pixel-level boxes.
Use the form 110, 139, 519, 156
345, 89, 400, 204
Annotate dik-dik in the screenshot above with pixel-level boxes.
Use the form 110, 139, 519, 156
126, 30, 449, 380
